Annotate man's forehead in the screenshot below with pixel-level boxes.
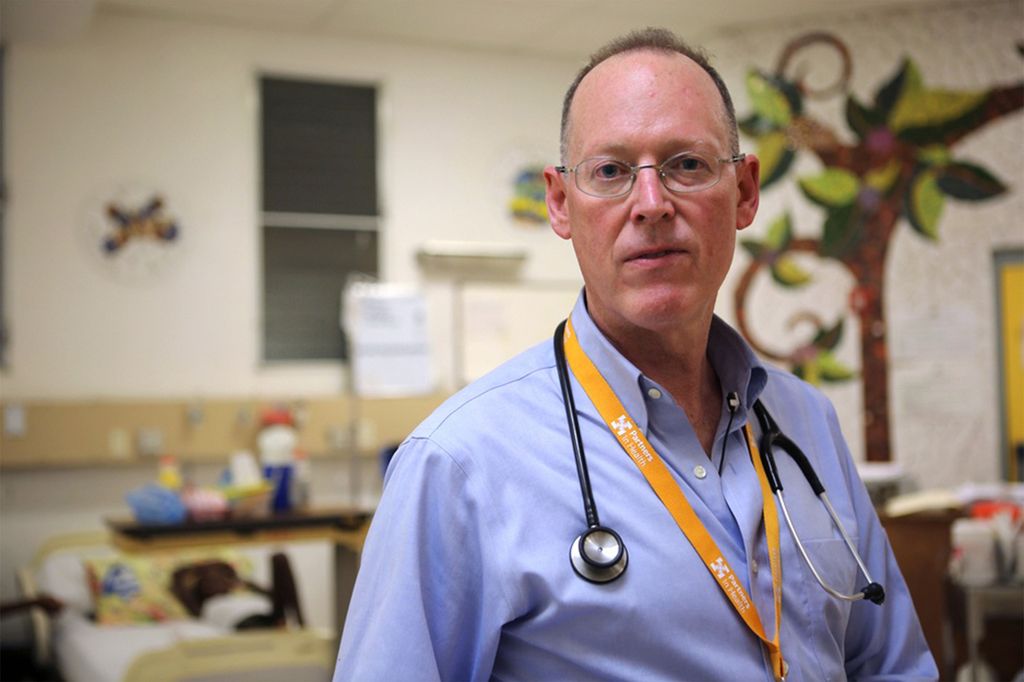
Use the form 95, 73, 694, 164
575, 49, 713, 104
568, 49, 727, 153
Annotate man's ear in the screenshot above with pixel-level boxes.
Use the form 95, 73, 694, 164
544, 166, 572, 240
735, 154, 760, 231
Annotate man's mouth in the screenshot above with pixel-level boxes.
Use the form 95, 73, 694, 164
628, 248, 684, 262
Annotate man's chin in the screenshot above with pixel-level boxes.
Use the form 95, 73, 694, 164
611, 288, 711, 333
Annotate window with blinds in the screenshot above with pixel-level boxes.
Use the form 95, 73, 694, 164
260, 76, 379, 361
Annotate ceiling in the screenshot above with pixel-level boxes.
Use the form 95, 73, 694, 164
3, 0, 975, 58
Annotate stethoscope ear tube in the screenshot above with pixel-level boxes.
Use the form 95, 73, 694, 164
756, 400, 885, 607
753, 402, 784, 493
861, 582, 885, 605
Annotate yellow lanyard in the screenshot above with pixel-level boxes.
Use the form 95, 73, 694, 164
563, 319, 787, 681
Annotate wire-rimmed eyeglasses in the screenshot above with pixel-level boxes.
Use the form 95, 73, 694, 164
556, 147, 745, 199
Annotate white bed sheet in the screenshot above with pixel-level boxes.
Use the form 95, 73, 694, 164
35, 540, 278, 681
54, 611, 229, 682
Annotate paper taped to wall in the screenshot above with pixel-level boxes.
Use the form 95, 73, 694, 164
342, 283, 434, 397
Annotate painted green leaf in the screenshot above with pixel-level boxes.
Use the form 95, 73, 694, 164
817, 352, 856, 382
905, 171, 945, 239
874, 59, 912, 119
746, 71, 793, 126
935, 162, 1007, 201
812, 318, 845, 351
763, 213, 793, 250
757, 130, 796, 188
771, 255, 812, 288
792, 359, 820, 385
864, 160, 901, 193
799, 168, 861, 208
739, 113, 776, 138
916, 144, 953, 167
887, 61, 988, 133
740, 238, 768, 260
820, 204, 861, 258
845, 95, 884, 139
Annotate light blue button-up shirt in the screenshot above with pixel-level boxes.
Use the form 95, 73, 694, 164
335, 296, 937, 681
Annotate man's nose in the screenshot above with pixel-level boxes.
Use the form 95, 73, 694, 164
630, 166, 674, 224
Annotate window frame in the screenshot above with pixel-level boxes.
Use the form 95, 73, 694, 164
256, 72, 384, 365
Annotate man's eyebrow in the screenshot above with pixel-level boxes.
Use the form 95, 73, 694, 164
580, 138, 720, 160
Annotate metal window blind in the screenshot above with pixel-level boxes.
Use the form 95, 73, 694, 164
263, 226, 378, 361
260, 77, 379, 361
261, 77, 378, 215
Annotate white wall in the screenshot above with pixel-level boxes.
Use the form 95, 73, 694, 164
2, 10, 580, 400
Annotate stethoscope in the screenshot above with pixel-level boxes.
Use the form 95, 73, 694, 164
553, 320, 885, 605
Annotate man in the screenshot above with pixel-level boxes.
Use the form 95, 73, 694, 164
335, 28, 937, 681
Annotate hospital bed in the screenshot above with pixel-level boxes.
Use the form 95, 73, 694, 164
18, 530, 337, 682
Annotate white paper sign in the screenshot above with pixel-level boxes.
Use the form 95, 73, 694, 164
343, 283, 434, 397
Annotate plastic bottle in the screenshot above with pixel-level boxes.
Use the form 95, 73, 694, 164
157, 454, 183, 490
291, 449, 311, 509
257, 408, 297, 513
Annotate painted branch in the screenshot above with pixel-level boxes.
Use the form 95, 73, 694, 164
733, 238, 829, 362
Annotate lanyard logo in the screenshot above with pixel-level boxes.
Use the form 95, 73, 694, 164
709, 556, 731, 580
610, 415, 633, 436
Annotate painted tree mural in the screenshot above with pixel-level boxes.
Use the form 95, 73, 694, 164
735, 34, 1023, 461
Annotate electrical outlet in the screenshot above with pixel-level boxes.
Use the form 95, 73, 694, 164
236, 406, 254, 428
327, 425, 351, 451
109, 429, 131, 459
3, 404, 26, 437
186, 401, 205, 427
136, 428, 164, 457
356, 419, 378, 451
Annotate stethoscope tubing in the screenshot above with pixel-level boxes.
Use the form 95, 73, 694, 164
754, 401, 884, 604
553, 320, 602, 530
554, 319, 883, 604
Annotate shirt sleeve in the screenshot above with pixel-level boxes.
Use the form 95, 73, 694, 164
819, 400, 939, 681
333, 435, 512, 682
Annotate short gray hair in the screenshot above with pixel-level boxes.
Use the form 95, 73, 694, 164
559, 27, 739, 163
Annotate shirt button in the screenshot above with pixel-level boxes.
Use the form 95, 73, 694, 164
751, 559, 759, 574
693, 465, 707, 479
647, 388, 662, 400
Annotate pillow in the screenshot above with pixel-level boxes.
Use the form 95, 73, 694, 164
37, 551, 104, 615
84, 551, 254, 625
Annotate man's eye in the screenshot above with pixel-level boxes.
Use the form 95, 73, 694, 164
593, 162, 628, 180
666, 155, 711, 173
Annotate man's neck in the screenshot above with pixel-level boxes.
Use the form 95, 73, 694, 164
590, 309, 723, 456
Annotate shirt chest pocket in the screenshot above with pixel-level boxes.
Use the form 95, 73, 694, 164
772, 454, 861, 609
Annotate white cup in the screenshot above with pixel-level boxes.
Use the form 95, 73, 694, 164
950, 518, 998, 586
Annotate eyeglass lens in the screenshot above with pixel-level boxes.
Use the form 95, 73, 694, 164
574, 149, 725, 197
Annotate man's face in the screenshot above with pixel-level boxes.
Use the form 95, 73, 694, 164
545, 50, 759, 342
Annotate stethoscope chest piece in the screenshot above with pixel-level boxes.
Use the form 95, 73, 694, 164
570, 526, 628, 583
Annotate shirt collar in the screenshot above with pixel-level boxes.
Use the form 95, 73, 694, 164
707, 315, 768, 412
567, 293, 768, 429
